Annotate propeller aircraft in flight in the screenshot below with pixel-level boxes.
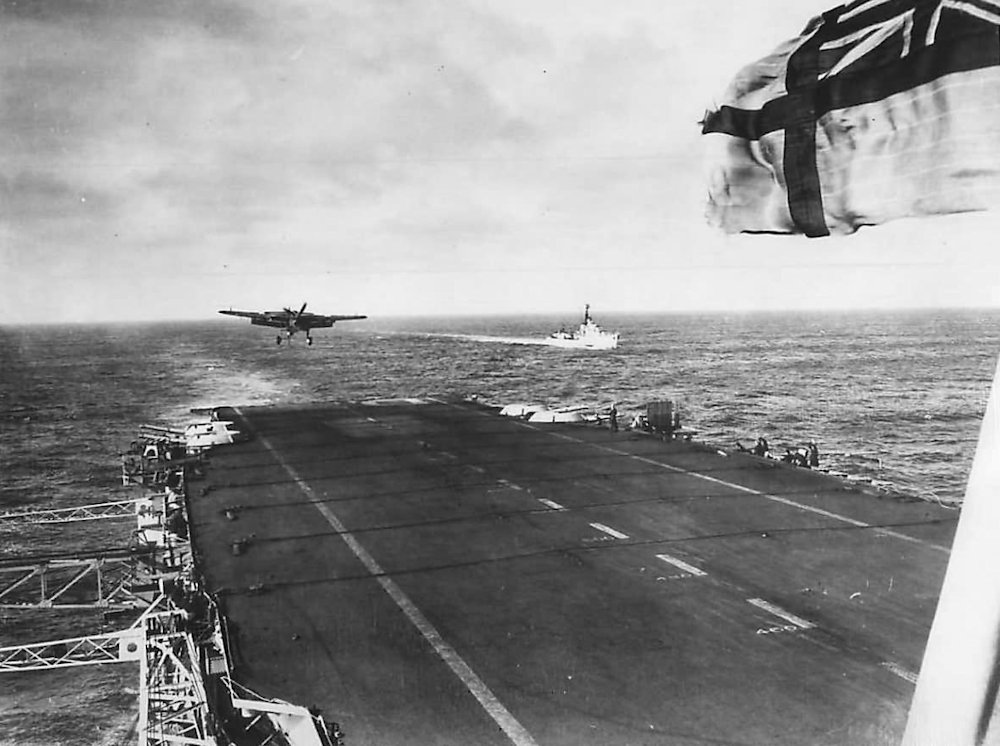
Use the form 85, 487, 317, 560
219, 303, 367, 345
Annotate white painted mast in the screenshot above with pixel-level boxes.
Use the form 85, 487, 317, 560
904, 353, 1000, 744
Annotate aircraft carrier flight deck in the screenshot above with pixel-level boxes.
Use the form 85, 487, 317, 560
187, 398, 957, 746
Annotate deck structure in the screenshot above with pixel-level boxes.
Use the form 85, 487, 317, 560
187, 398, 957, 746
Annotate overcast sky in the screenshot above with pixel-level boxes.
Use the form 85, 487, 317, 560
2, 0, 999, 324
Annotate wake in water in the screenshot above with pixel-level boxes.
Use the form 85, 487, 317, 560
400, 331, 612, 348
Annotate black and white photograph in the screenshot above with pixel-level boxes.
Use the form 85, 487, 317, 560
2, 1, 1000, 744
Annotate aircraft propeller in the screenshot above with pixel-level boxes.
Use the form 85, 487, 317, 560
281, 303, 308, 330
284, 301, 309, 329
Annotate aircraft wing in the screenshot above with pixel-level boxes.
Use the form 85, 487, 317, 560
322, 314, 367, 322
298, 313, 368, 329
219, 308, 366, 332
219, 309, 267, 320
219, 309, 294, 329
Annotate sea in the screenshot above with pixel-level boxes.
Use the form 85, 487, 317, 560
1, 308, 998, 745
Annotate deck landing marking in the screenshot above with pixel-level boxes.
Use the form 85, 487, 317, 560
533, 428, 949, 556
590, 522, 629, 540
747, 598, 816, 630
537, 498, 565, 511
655, 553, 708, 577
881, 661, 919, 684
236, 408, 539, 746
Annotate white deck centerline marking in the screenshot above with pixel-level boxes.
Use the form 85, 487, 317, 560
655, 553, 708, 577
881, 661, 919, 684
535, 428, 948, 555
589, 522, 629, 540
537, 498, 565, 511
747, 598, 816, 630
236, 409, 539, 746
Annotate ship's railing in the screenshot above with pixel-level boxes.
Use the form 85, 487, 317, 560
0, 554, 155, 609
0, 626, 144, 670
0, 498, 139, 524
0, 595, 216, 745
0, 485, 190, 609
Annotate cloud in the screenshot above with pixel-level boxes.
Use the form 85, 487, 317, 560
2, 0, 998, 323
1, 0, 258, 35
4, 1, 681, 270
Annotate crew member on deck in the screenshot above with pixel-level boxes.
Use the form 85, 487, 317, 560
609, 403, 619, 433
807, 441, 820, 468
752, 436, 769, 457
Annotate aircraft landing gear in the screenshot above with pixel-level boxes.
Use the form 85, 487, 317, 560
307, 336, 313, 346
276, 335, 282, 345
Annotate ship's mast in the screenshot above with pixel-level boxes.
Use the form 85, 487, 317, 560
584, 304, 591, 324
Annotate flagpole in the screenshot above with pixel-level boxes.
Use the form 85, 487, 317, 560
903, 351, 1000, 745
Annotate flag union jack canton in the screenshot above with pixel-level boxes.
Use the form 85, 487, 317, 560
702, 0, 1000, 236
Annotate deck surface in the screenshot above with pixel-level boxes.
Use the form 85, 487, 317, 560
188, 399, 958, 746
